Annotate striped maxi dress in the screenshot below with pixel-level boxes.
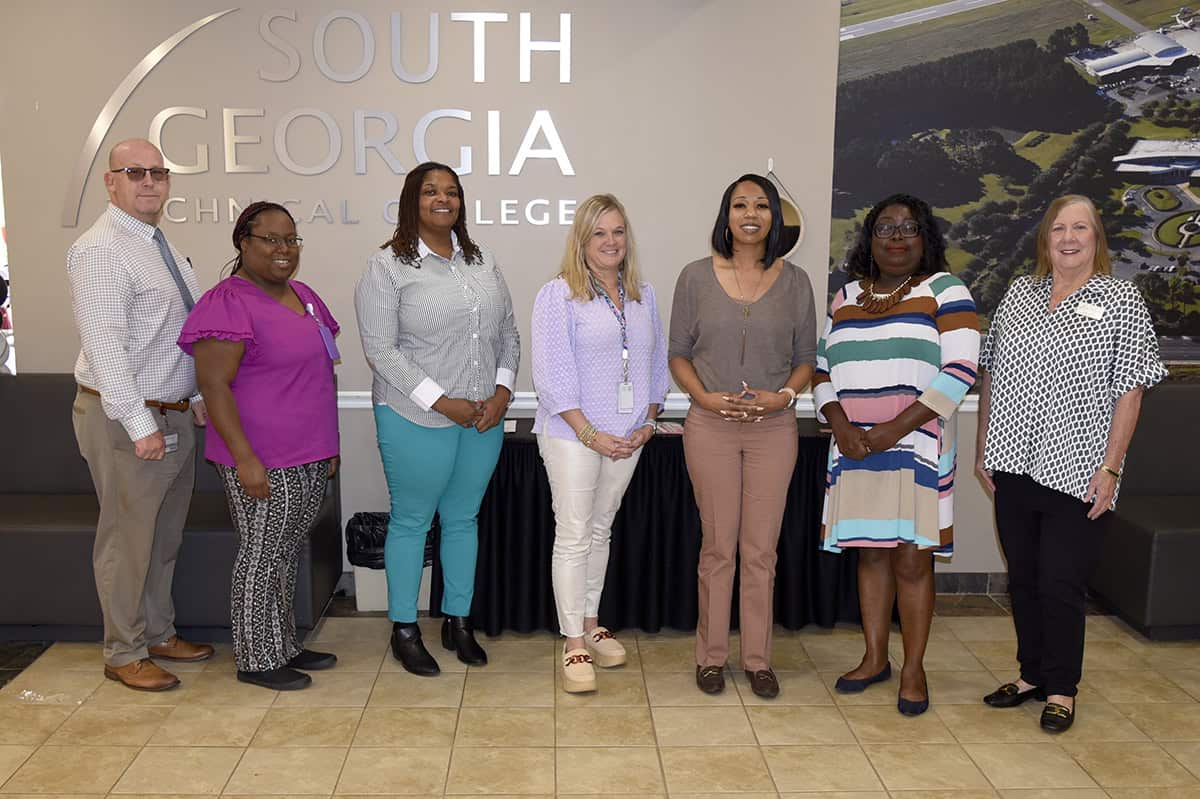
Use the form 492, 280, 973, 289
813, 272, 980, 555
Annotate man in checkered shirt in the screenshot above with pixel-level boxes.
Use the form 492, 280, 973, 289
67, 139, 215, 691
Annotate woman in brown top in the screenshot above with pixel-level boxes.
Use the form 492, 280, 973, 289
669, 174, 817, 698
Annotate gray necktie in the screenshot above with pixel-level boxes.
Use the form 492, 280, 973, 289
152, 228, 195, 311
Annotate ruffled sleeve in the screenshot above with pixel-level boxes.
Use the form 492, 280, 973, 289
177, 277, 256, 355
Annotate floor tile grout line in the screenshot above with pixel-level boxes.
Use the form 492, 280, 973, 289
834, 679, 896, 795
632, 636, 671, 795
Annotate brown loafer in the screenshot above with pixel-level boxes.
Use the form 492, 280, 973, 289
696, 664, 725, 694
148, 635, 215, 662
104, 658, 180, 691
745, 668, 780, 699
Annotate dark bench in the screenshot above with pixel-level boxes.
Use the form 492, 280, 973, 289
1089, 382, 1200, 640
0, 373, 342, 642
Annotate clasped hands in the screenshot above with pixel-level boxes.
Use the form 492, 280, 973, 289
832, 418, 902, 460
586, 425, 654, 461
705, 383, 791, 423
434, 387, 510, 432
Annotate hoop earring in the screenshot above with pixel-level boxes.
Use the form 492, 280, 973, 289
724, 227, 733, 248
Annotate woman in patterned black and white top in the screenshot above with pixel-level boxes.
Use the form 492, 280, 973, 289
975, 194, 1166, 734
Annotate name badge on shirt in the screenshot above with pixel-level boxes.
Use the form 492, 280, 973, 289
163, 432, 180, 454
1076, 302, 1104, 320
307, 303, 341, 360
618, 381, 634, 414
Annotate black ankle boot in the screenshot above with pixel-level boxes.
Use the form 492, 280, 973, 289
391, 622, 440, 676
441, 615, 487, 665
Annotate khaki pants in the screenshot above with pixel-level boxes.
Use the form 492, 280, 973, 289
684, 407, 798, 671
72, 390, 196, 666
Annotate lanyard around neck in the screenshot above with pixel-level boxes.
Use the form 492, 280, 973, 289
590, 274, 629, 380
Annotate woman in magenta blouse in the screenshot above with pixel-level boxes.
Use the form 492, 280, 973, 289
178, 201, 340, 691
531, 193, 669, 694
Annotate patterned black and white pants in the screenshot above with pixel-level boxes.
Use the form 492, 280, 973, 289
217, 460, 329, 672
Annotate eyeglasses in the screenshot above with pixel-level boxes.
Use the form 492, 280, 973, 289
244, 233, 304, 249
872, 220, 921, 239
110, 166, 170, 182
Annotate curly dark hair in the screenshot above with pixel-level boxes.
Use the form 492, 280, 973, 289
381, 162, 481, 267
709, 173, 786, 268
227, 200, 295, 275
845, 193, 947, 280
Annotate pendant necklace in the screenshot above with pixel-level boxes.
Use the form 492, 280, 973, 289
732, 265, 763, 318
731, 263, 764, 369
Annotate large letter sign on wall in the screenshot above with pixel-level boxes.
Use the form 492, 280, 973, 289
62, 8, 579, 228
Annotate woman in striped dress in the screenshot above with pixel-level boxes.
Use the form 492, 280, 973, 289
813, 193, 980, 716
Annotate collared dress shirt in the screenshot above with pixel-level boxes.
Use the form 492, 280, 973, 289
531, 276, 670, 440
980, 274, 1167, 504
67, 204, 200, 442
355, 234, 520, 428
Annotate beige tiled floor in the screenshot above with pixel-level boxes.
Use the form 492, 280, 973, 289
2, 615, 1199, 797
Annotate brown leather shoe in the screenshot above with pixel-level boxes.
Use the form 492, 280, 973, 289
696, 664, 726, 694
148, 635, 215, 662
104, 658, 180, 691
745, 668, 780, 699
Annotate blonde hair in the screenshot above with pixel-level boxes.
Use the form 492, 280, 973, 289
559, 194, 643, 303
1035, 194, 1111, 278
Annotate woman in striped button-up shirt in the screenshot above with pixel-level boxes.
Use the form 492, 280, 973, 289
355, 162, 520, 677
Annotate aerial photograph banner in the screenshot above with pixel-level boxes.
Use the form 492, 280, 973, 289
832, 0, 1200, 362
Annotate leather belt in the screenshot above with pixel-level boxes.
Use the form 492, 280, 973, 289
78, 384, 190, 413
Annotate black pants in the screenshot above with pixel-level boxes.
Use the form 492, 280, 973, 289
993, 472, 1111, 698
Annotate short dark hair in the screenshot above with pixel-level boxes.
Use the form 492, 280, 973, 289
228, 200, 294, 275
845, 193, 947, 280
382, 162, 481, 267
710, 174, 786, 268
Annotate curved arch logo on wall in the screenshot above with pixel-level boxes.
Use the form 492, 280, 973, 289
62, 7, 578, 229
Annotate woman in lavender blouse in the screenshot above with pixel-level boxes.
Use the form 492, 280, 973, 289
531, 194, 669, 694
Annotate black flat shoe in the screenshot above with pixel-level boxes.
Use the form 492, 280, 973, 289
391, 622, 440, 676
745, 669, 780, 699
898, 684, 930, 716
237, 667, 311, 691
835, 662, 892, 694
287, 649, 338, 671
441, 615, 487, 666
1040, 701, 1074, 733
696, 664, 725, 694
984, 682, 1046, 708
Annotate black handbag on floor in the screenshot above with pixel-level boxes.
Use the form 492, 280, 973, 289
345, 512, 438, 569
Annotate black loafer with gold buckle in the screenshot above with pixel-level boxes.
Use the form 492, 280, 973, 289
1040, 701, 1074, 733
983, 682, 1046, 708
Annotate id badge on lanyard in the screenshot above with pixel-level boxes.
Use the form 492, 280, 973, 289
593, 276, 634, 414
307, 303, 341, 360
618, 349, 633, 414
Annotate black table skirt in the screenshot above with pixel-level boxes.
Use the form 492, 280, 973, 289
430, 420, 861, 635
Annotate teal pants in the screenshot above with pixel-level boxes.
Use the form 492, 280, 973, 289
373, 405, 503, 622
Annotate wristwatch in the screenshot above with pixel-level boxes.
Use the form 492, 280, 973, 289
642, 419, 659, 434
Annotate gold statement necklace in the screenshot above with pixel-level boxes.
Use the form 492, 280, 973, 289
857, 275, 914, 314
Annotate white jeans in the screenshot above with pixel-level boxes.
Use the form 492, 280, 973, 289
537, 434, 643, 638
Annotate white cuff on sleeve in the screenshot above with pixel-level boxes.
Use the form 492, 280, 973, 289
495, 368, 516, 394
121, 409, 161, 443
411, 377, 446, 411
